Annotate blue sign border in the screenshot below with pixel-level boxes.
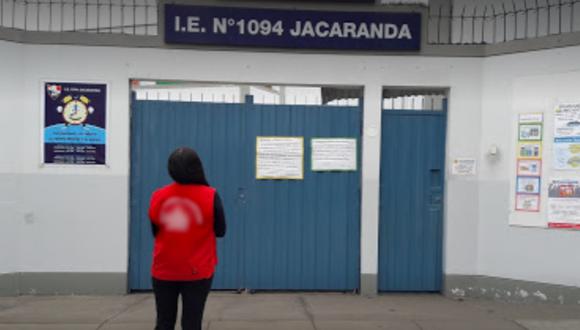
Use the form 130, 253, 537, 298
165, 5, 421, 51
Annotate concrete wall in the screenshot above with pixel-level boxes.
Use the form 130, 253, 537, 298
0, 40, 22, 277
3, 38, 580, 300
0, 39, 483, 294
3, 37, 580, 301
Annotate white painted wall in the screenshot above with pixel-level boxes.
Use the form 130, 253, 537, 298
0, 39, 482, 282
0, 41, 23, 274
480, 45, 580, 287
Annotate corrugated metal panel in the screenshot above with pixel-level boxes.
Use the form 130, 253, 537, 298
129, 98, 361, 291
129, 100, 247, 290
378, 110, 447, 292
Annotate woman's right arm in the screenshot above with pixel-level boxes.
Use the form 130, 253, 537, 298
149, 190, 162, 237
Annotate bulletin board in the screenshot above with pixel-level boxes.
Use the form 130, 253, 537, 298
509, 72, 580, 230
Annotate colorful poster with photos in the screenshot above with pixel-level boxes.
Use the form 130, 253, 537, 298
516, 159, 542, 176
519, 124, 543, 141
516, 176, 541, 194
518, 142, 542, 159
515, 194, 540, 212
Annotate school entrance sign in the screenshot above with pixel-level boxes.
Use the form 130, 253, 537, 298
164, 5, 421, 51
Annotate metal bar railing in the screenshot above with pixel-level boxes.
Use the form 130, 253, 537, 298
1, 0, 579, 44
0, 0, 157, 35
429, 0, 580, 45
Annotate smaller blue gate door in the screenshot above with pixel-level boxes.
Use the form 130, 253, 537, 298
378, 106, 447, 292
129, 97, 361, 291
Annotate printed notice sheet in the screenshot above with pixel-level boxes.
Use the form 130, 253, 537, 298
256, 137, 304, 180
451, 158, 476, 176
311, 138, 357, 171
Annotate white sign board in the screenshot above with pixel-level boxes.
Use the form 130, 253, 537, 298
451, 158, 476, 176
256, 137, 304, 180
311, 138, 357, 171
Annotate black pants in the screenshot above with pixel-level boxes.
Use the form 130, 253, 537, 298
152, 277, 213, 330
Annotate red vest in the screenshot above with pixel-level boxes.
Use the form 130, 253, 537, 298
148, 183, 217, 281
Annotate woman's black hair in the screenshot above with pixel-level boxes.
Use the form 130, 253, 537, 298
168, 147, 209, 186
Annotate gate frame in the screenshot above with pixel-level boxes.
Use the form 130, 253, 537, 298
376, 90, 450, 294
126, 80, 367, 292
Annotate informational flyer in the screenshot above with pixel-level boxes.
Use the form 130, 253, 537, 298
451, 158, 476, 176
256, 137, 304, 180
547, 179, 580, 229
43, 82, 107, 165
553, 103, 580, 170
519, 113, 544, 124
516, 159, 542, 176
311, 138, 357, 171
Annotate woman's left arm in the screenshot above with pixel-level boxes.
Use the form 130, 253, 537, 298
214, 193, 226, 238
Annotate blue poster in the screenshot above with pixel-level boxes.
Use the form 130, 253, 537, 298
43, 82, 107, 165
165, 5, 421, 51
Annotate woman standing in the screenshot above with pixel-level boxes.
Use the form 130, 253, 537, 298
148, 147, 226, 330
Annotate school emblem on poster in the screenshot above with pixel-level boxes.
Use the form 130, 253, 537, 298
57, 95, 95, 126
46, 84, 62, 100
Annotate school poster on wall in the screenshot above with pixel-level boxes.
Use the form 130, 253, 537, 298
553, 103, 580, 170
547, 179, 580, 230
43, 82, 107, 165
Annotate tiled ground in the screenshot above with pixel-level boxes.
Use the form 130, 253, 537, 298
1, 293, 580, 329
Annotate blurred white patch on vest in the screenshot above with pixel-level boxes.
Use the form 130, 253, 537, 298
160, 197, 204, 232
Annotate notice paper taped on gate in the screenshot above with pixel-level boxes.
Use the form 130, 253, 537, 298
311, 138, 357, 171
256, 136, 304, 180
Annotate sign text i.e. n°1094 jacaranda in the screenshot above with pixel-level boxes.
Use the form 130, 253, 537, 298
164, 5, 421, 51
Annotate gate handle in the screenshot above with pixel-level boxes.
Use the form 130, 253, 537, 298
237, 187, 247, 204
429, 169, 443, 206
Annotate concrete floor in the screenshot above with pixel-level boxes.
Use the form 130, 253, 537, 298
1, 293, 580, 330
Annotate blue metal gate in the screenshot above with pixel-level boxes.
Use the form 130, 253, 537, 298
129, 97, 361, 291
378, 108, 447, 292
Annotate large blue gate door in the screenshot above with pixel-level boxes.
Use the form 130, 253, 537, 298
129, 99, 361, 291
378, 109, 447, 292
